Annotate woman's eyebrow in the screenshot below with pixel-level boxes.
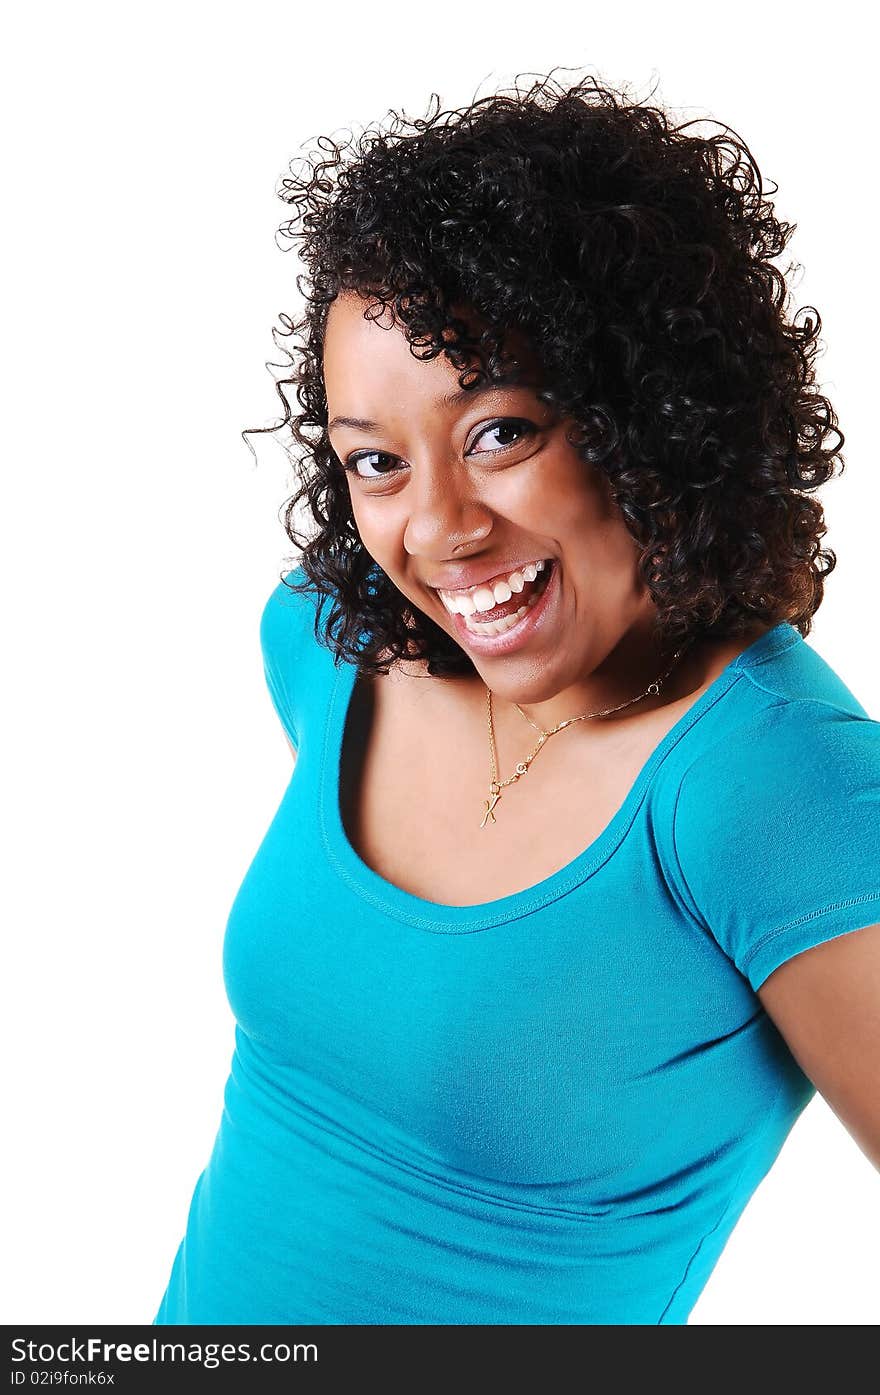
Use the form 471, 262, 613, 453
327, 381, 524, 433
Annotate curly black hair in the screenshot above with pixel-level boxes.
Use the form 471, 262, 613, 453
243, 68, 843, 679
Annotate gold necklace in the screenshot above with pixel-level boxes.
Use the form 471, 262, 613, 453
480, 644, 691, 828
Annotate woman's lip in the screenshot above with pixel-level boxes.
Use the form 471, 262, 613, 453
443, 560, 560, 657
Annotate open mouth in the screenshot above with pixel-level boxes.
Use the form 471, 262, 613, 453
438, 559, 555, 637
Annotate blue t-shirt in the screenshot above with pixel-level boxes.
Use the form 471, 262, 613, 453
154, 567, 880, 1325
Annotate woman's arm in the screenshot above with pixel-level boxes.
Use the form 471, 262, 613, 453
757, 922, 880, 1170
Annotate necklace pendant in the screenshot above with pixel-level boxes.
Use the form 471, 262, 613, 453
480, 785, 503, 829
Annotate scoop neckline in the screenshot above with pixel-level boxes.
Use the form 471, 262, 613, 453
317, 621, 799, 934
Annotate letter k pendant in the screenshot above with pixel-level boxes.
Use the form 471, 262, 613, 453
480, 783, 502, 829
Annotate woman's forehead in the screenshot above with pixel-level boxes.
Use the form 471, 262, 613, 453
323, 289, 542, 398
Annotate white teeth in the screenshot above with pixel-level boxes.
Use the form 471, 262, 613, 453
456, 591, 476, 616
472, 586, 498, 613
437, 559, 551, 616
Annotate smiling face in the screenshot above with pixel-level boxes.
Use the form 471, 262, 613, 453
322, 289, 667, 714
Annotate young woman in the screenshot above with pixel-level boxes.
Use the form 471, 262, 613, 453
154, 72, 880, 1325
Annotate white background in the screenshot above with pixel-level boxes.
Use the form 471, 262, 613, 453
4, 0, 877, 1326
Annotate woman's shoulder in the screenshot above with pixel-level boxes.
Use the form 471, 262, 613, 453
679, 623, 879, 811
260, 562, 321, 651
672, 621, 877, 784
260, 560, 350, 678
733, 620, 873, 720
259, 562, 339, 751
667, 628, 880, 989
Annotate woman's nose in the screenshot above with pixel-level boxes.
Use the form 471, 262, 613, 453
402, 466, 494, 558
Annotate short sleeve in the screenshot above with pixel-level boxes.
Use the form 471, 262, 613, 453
672, 699, 880, 991
259, 569, 306, 752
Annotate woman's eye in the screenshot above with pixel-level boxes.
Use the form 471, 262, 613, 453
344, 451, 404, 480
470, 418, 537, 453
